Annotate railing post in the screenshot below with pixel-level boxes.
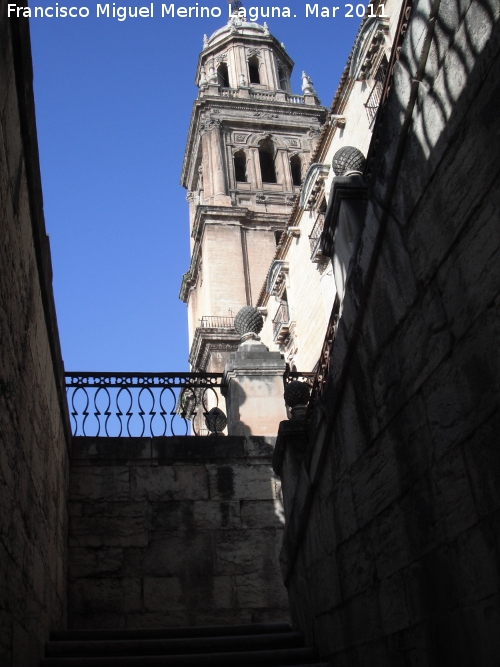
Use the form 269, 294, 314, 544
222, 307, 287, 437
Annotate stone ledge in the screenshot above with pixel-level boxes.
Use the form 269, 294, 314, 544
71, 436, 276, 462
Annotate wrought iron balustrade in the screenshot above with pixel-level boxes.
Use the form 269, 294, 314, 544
65, 372, 223, 437
272, 303, 291, 342
199, 316, 236, 329
308, 294, 341, 407
308, 212, 325, 260
365, 79, 384, 124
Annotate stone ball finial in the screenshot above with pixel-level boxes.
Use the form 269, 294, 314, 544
205, 407, 227, 434
234, 306, 264, 338
284, 380, 311, 408
331, 146, 366, 176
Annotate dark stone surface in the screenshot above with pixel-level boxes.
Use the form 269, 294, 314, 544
67, 435, 289, 628
279, 3, 500, 665
0, 14, 70, 666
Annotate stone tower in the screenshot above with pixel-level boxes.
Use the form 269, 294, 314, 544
180, 13, 327, 374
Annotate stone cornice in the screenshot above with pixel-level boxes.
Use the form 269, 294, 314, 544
188, 327, 241, 371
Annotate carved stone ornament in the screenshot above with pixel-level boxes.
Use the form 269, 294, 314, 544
349, 16, 390, 80
286, 138, 300, 148
284, 380, 311, 408
308, 125, 321, 138
247, 47, 261, 58
205, 407, 227, 434
266, 260, 289, 297
253, 112, 279, 119
256, 194, 267, 204
331, 146, 366, 176
215, 52, 228, 64
234, 306, 264, 341
234, 133, 248, 143
186, 191, 195, 203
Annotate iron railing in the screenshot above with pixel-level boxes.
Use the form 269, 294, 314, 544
365, 78, 384, 124
308, 212, 325, 259
65, 372, 223, 437
199, 316, 236, 329
272, 303, 291, 341
308, 294, 341, 407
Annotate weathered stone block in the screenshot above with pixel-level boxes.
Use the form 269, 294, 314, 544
143, 577, 184, 612
462, 411, 500, 518
71, 437, 151, 460
69, 578, 142, 614
351, 395, 433, 528
69, 516, 149, 548
211, 576, 235, 609
125, 611, 190, 629
69, 467, 129, 501
82, 501, 150, 518
215, 529, 282, 576
68, 548, 123, 580
240, 500, 284, 528
337, 529, 376, 601
235, 571, 288, 609
139, 531, 214, 578
130, 465, 209, 501
207, 463, 278, 501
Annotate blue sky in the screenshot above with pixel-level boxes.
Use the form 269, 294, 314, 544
29, 1, 362, 372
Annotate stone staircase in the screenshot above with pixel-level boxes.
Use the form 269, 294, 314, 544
41, 622, 331, 666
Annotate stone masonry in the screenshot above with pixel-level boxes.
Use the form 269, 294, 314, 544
277, 0, 500, 664
68, 436, 289, 629
0, 12, 71, 667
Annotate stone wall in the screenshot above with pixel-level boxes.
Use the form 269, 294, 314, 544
68, 436, 289, 629
279, 0, 500, 664
0, 13, 71, 667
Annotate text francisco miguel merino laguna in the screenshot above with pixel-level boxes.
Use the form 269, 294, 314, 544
7, 2, 384, 20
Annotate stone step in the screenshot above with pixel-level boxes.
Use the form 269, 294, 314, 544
50, 622, 293, 642
46, 632, 304, 658
40, 646, 318, 666
44, 623, 331, 667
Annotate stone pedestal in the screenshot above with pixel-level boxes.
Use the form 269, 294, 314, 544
222, 338, 287, 436
273, 419, 308, 517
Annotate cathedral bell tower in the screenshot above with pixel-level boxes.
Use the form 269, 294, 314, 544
180, 12, 327, 374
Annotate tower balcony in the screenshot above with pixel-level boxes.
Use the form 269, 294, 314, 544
272, 302, 292, 344
203, 86, 318, 106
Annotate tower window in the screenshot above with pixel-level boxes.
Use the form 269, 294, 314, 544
278, 67, 287, 91
234, 151, 247, 182
248, 56, 260, 84
259, 138, 277, 184
290, 155, 302, 186
217, 62, 229, 88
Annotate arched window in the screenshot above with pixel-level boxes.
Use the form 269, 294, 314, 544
234, 150, 247, 183
248, 56, 260, 84
259, 138, 277, 184
290, 155, 302, 186
278, 67, 287, 91
217, 62, 229, 88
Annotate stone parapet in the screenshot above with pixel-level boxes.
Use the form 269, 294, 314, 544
67, 435, 289, 629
